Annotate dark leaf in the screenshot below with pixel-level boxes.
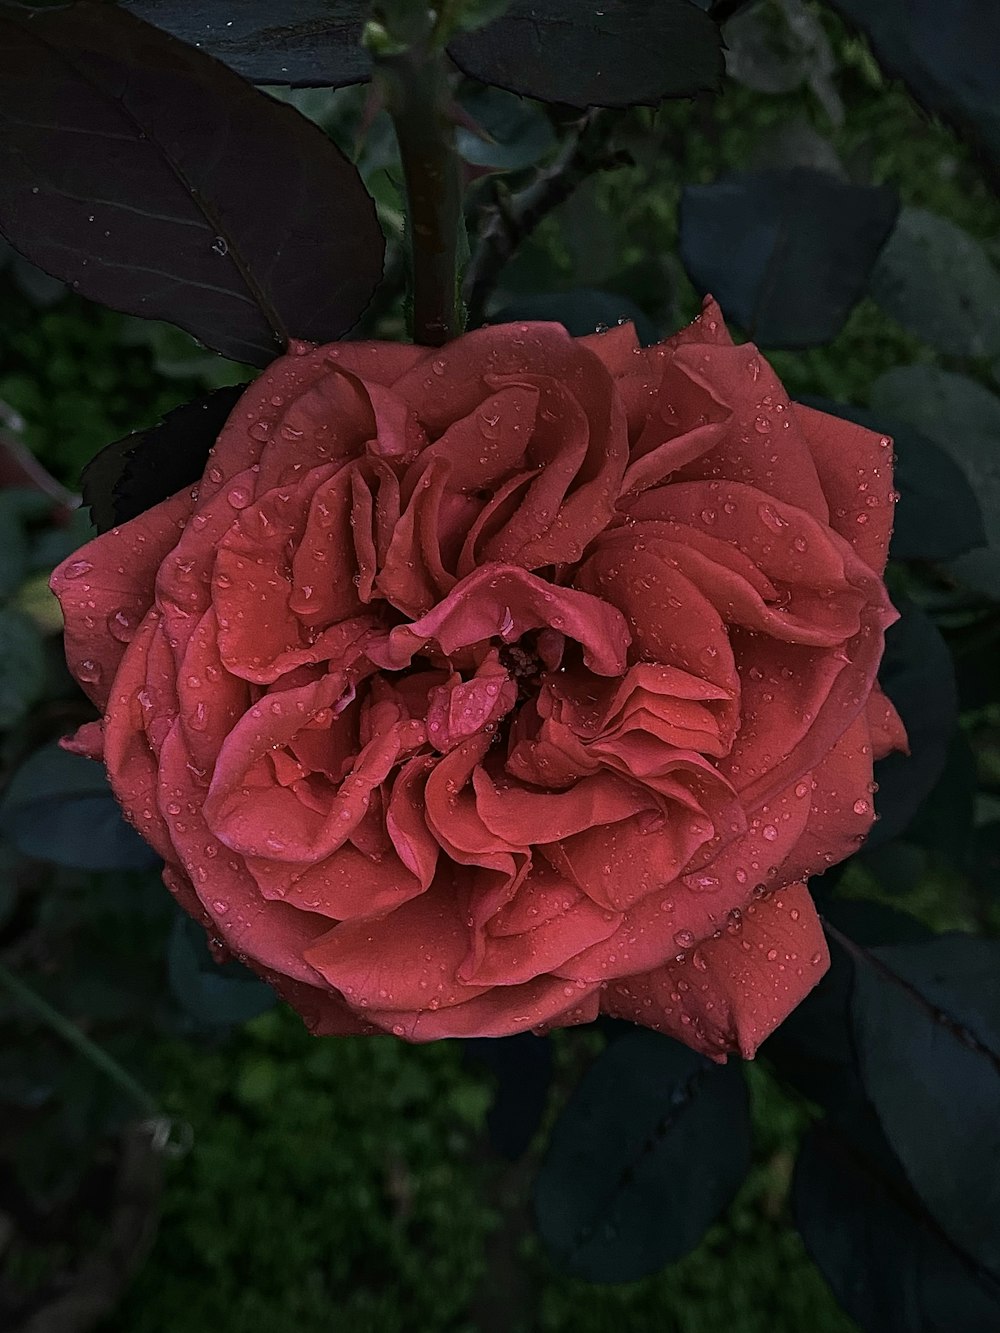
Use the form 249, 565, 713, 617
534, 1030, 750, 1282
851, 934, 1000, 1277
749, 119, 845, 176
796, 396, 987, 562
0, 488, 53, 599
449, 0, 724, 109
824, 0, 1000, 169
463, 1033, 553, 1160
167, 913, 276, 1029
765, 899, 930, 1114
0, 742, 159, 870
870, 207, 1000, 360
871, 368, 1000, 598
679, 168, 898, 347
972, 822, 1000, 899
0, 607, 45, 729
121, 0, 370, 88
795, 1107, 1000, 1333
488, 289, 660, 345
858, 839, 930, 899
906, 731, 977, 870
0, 2, 384, 365
81, 384, 245, 533
869, 600, 958, 849
455, 85, 557, 172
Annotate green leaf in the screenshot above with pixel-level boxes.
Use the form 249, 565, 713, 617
0, 488, 53, 601
870, 600, 957, 848
167, 915, 277, 1030
871, 368, 1000, 597
0, 605, 44, 729
870, 208, 1000, 359
0, 742, 159, 870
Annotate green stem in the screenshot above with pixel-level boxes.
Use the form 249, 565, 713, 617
0, 959, 160, 1119
373, 29, 465, 345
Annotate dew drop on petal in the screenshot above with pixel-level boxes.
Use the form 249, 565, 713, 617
63, 560, 93, 581
77, 659, 102, 685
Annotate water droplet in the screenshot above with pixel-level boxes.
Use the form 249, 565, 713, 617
63, 560, 93, 581
673, 929, 695, 950
689, 874, 720, 892
227, 485, 252, 509
108, 607, 138, 643
853, 798, 870, 816
758, 504, 788, 533
77, 659, 102, 685
211, 235, 229, 256
762, 824, 778, 842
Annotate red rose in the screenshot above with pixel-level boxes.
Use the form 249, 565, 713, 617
52, 299, 905, 1057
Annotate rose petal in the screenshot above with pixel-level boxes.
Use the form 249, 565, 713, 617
601, 880, 829, 1059
51, 491, 192, 708
793, 402, 896, 574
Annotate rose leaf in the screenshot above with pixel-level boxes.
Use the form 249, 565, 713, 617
0, 2, 385, 365
120, 0, 370, 88
869, 599, 958, 850
0, 741, 160, 871
533, 1029, 750, 1282
870, 208, 1000, 360
850, 934, 1000, 1280
824, 0, 1000, 171
0, 607, 45, 731
764, 899, 930, 1116
679, 167, 898, 347
167, 914, 277, 1031
794, 1104, 1000, 1333
871, 368, 1000, 599
81, 384, 246, 534
449, 0, 724, 108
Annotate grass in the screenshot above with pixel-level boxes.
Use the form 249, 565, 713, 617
100, 1011, 852, 1333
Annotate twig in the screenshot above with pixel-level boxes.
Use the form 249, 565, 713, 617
462, 110, 632, 326
0, 960, 159, 1119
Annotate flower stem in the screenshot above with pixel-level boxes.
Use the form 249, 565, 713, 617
0, 959, 160, 1119
369, 13, 465, 346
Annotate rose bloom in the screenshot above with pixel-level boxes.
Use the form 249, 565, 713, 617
52, 298, 905, 1058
